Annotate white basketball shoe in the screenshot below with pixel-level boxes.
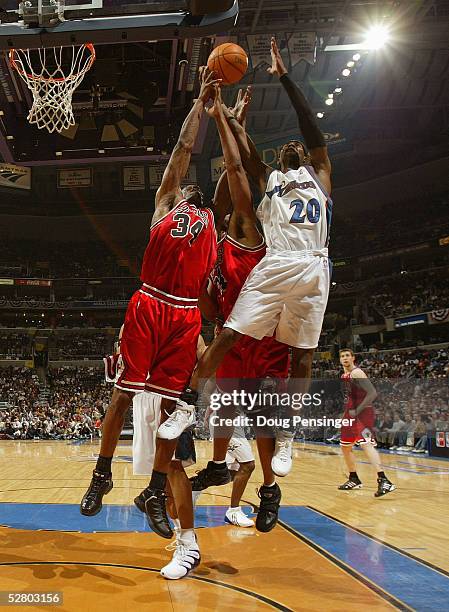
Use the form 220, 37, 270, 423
225, 507, 255, 527
271, 430, 294, 477
160, 537, 201, 580
157, 400, 195, 440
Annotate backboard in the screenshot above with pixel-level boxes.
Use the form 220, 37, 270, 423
0, 0, 238, 49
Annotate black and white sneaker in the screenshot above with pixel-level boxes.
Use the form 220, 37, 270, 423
80, 470, 113, 516
160, 539, 201, 580
338, 478, 363, 490
189, 461, 231, 491
374, 477, 396, 497
256, 483, 281, 532
135, 487, 173, 539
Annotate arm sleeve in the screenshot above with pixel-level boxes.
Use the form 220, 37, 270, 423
279, 73, 325, 150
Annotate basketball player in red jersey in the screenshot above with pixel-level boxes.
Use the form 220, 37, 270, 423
339, 349, 395, 497
189, 86, 290, 533
80, 67, 219, 579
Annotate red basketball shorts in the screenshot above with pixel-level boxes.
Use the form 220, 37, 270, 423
116, 289, 201, 400
340, 407, 376, 446
216, 333, 290, 392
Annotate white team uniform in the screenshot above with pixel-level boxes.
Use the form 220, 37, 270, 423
225, 165, 332, 349
225, 425, 255, 470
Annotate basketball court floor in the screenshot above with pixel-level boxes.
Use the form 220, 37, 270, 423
1, 440, 448, 611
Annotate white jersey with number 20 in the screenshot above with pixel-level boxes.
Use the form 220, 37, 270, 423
257, 165, 332, 253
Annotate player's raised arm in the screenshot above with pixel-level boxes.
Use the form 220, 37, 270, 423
155, 67, 220, 209
212, 169, 233, 234
207, 87, 261, 245
269, 37, 332, 194
225, 87, 271, 197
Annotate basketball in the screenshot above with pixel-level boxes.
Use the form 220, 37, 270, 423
207, 43, 248, 85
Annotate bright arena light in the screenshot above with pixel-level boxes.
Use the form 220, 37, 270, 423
364, 25, 390, 50
328, 93, 334, 98
353, 53, 361, 61
334, 87, 342, 93
342, 68, 351, 76
317, 112, 324, 118
347, 61, 355, 67
325, 98, 334, 106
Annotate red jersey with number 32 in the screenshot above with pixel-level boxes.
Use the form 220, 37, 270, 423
140, 200, 217, 299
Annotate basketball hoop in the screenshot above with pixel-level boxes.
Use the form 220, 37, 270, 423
9, 43, 96, 134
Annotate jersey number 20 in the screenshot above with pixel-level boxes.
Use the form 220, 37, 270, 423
289, 198, 321, 224
171, 213, 205, 245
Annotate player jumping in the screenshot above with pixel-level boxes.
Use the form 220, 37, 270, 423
190, 85, 290, 532
80, 66, 219, 580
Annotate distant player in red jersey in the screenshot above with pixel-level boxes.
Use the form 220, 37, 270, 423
80, 67, 219, 580
185, 86, 290, 533
338, 349, 395, 497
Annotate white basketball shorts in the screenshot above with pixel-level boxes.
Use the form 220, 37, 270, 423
224, 248, 330, 349
132, 392, 161, 476
132, 393, 196, 475
226, 426, 255, 470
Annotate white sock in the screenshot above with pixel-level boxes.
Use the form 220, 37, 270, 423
172, 518, 181, 532
228, 506, 240, 512
180, 528, 197, 547
265, 481, 276, 488
213, 459, 227, 464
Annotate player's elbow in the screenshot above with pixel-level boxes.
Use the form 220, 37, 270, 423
177, 139, 194, 154
225, 160, 245, 176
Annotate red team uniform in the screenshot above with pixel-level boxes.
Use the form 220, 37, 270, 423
117, 200, 217, 400
340, 368, 376, 446
212, 234, 290, 388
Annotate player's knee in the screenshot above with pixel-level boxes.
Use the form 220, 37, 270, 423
240, 460, 255, 475
109, 389, 132, 415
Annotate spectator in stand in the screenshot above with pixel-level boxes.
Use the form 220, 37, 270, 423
393, 413, 416, 451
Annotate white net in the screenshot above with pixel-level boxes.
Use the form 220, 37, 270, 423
9, 44, 95, 134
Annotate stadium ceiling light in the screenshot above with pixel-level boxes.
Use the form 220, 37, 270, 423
56, 151, 63, 156
347, 61, 355, 68
353, 53, 361, 61
328, 93, 334, 98
364, 25, 390, 50
98, 149, 105, 154
325, 98, 334, 106
334, 87, 342, 93
317, 112, 324, 118
342, 68, 351, 77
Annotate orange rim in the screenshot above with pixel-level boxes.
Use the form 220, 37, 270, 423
9, 43, 96, 82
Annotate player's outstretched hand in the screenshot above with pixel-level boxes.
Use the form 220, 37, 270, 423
198, 66, 222, 103
205, 84, 224, 119
229, 85, 252, 126
267, 37, 288, 78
